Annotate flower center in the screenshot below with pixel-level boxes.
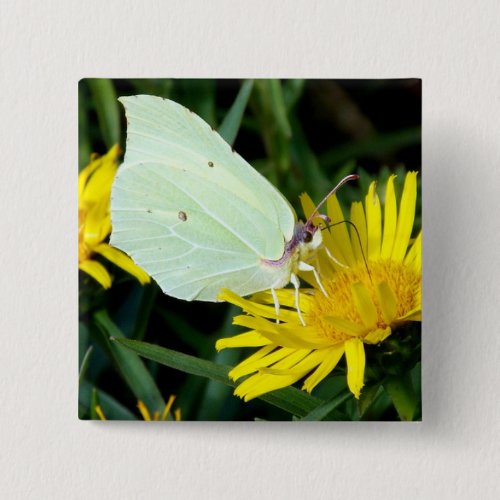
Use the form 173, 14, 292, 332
307, 260, 420, 343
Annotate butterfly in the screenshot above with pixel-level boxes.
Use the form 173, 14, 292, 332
110, 95, 357, 324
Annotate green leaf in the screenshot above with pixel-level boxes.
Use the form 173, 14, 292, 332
384, 373, 417, 421
357, 383, 383, 417
86, 78, 121, 148
78, 82, 91, 171
251, 80, 292, 180
112, 337, 324, 418
79, 381, 137, 420
218, 79, 254, 145
78, 346, 93, 385
90, 387, 101, 420
93, 309, 165, 415
282, 79, 305, 111
266, 79, 292, 138
78, 321, 90, 367
299, 390, 352, 421
177, 79, 216, 126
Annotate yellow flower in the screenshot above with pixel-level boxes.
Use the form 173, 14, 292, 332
136, 396, 182, 421
96, 395, 181, 421
78, 145, 150, 288
216, 172, 421, 401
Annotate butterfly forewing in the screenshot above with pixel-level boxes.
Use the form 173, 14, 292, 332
111, 95, 297, 301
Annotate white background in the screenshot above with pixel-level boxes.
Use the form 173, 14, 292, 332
1, 1, 499, 498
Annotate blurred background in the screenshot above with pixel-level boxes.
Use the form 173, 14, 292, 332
78, 79, 421, 421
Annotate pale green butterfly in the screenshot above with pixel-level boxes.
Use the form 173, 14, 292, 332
110, 95, 357, 324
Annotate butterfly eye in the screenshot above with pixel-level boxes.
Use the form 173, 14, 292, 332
303, 230, 313, 243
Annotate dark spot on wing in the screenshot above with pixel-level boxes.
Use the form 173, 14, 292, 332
178, 211, 187, 221
208, 161, 214, 168
147, 209, 152, 213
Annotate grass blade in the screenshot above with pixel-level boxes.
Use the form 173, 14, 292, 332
218, 79, 254, 145
384, 373, 417, 421
299, 390, 352, 421
93, 309, 165, 415
266, 79, 292, 138
78, 82, 91, 170
79, 381, 137, 420
78, 346, 93, 385
178, 79, 216, 126
283, 79, 305, 111
86, 78, 121, 148
112, 337, 324, 418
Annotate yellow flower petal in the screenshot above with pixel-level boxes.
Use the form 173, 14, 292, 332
250, 289, 314, 313
381, 175, 397, 258
228, 345, 278, 380
236, 372, 301, 402
235, 349, 313, 401
95, 405, 107, 421
351, 282, 377, 329
398, 307, 421, 321
94, 244, 150, 285
83, 197, 111, 247
259, 349, 325, 377
80, 145, 121, 207
299, 192, 316, 220
350, 201, 367, 265
300, 192, 344, 272
375, 281, 398, 324
233, 315, 330, 349
327, 194, 356, 267
219, 289, 297, 323
404, 231, 422, 271
79, 259, 112, 289
324, 316, 366, 337
161, 395, 177, 421
364, 326, 392, 344
78, 153, 103, 200
137, 400, 152, 421
216, 330, 271, 351
302, 344, 345, 393
365, 181, 381, 260
391, 171, 418, 262
344, 338, 365, 399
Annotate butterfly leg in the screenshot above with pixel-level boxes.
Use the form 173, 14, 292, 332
271, 287, 280, 323
325, 247, 348, 268
290, 273, 306, 326
297, 261, 328, 297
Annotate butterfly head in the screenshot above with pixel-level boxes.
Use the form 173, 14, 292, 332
295, 220, 323, 262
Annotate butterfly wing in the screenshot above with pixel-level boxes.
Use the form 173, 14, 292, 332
110, 95, 296, 301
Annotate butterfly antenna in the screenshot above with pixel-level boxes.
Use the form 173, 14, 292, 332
305, 174, 359, 228
322, 220, 372, 282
